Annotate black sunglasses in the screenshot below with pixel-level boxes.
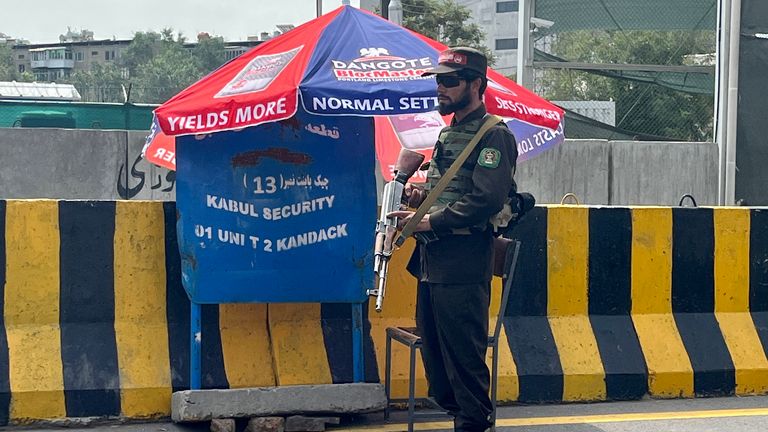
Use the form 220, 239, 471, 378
435, 75, 464, 88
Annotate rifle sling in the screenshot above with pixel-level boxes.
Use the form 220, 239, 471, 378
395, 114, 502, 247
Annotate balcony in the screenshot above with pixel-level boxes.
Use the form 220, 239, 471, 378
31, 58, 74, 69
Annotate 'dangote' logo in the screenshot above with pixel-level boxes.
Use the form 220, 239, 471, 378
331, 47, 434, 83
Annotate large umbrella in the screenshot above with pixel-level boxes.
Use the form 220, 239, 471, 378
145, 6, 565, 388
142, 5, 564, 178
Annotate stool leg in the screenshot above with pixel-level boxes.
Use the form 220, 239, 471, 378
385, 334, 392, 420
491, 343, 498, 432
408, 345, 417, 432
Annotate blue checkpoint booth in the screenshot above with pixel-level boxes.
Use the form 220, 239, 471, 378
175, 107, 376, 388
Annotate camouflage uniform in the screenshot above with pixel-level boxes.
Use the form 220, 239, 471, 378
407, 104, 517, 432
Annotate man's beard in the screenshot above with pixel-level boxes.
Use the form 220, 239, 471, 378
437, 86, 472, 115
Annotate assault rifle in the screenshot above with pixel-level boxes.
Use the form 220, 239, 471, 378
369, 149, 425, 312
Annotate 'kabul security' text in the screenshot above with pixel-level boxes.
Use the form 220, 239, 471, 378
206, 194, 335, 221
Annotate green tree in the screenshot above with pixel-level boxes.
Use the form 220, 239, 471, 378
131, 39, 201, 104
193, 34, 227, 73
17, 71, 34, 82
121, 31, 163, 77
0, 44, 17, 81
540, 30, 715, 141
117, 29, 229, 103
401, 0, 493, 62
68, 63, 127, 103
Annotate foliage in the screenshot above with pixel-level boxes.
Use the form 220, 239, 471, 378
17, 71, 34, 82
400, 0, 493, 62
192, 35, 227, 73
131, 41, 202, 103
61, 28, 230, 104
2, 28, 229, 103
68, 63, 126, 103
540, 30, 716, 140
0, 44, 34, 82
0, 44, 17, 81
120, 31, 163, 77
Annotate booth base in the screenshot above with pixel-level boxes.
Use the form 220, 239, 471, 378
171, 383, 386, 422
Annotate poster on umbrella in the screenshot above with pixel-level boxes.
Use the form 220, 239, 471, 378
175, 107, 376, 304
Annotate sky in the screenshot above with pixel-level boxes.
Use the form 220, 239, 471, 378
1, 0, 363, 44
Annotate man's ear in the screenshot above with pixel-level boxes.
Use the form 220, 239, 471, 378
471, 78, 483, 97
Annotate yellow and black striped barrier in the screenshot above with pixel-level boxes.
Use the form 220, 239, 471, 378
500, 205, 768, 402
0, 201, 767, 423
0, 200, 378, 424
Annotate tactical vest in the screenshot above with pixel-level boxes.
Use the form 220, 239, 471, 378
424, 115, 490, 233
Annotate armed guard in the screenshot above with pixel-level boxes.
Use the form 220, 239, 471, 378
389, 47, 518, 432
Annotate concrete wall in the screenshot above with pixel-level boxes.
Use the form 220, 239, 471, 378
516, 139, 611, 205
0, 129, 125, 200
125, 131, 176, 200
610, 141, 718, 206
0, 128, 175, 200
517, 139, 719, 206
0, 129, 717, 205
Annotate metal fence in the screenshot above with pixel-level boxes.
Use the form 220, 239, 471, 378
527, 0, 717, 141
75, 86, 179, 105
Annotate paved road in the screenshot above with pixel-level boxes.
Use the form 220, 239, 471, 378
6, 396, 768, 432
359, 396, 768, 432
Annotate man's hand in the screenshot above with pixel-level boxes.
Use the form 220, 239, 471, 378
387, 210, 432, 232
403, 183, 426, 208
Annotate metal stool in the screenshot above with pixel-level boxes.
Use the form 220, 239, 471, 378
384, 240, 521, 432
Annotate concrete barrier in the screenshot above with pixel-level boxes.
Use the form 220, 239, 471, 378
171, 384, 386, 422
516, 139, 611, 205
504, 205, 768, 402
0, 129, 175, 201
516, 140, 719, 205
0, 200, 377, 424
0, 129, 125, 200
0, 129, 716, 205
0, 200, 765, 423
124, 131, 175, 201
610, 141, 718, 206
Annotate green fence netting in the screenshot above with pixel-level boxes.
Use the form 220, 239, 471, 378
530, 0, 717, 141
0, 100, 157, 130
535, 0, 717, 32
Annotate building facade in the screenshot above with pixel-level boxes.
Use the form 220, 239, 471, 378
455, 0, 519, 73
12, 40, 132, 82
10, 38, 263, 83
358, 0, 519, 74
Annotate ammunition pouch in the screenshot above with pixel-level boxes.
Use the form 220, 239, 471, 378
493, 237, 513, 277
